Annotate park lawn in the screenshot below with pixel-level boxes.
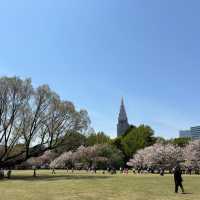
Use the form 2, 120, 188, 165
0, 170, 199, 200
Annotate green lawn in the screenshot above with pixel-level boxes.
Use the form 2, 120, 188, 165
0, 170, 199, 200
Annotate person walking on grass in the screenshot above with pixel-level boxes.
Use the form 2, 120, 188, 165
52, 167, 56, 174
7, 169, 12, 179
174, 165, 184, 194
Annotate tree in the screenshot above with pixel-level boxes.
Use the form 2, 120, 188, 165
112, 125, 156, 161
0, 76, 90, 168
54, 131, 86, 154
128, 143, 183, 169
50, 144, 124, 169
96, 144, 124, 169
50, 151, 73, 169
170, 137, 191, 147
86, 132, 111, 146
184, 140, 200, 168
155, 137, 167, 144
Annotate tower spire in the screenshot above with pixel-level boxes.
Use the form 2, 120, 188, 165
121, 97, 125, 107
117, 98, 129, 137
121, 97, 124, 104
118, 97, 128, 122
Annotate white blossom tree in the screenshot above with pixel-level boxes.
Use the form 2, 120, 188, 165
128, 143, 183, 169
50, 144, 124, 169
184, 140, 200, 168
50, 151, 73, 169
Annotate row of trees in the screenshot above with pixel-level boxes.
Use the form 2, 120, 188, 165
53, 125, 157, 163
50, 144, 124, 169
127, 140, 200, 169
18, 120, 192, 170
22, 144, 124, 170
22, 125, 158, 170
0, 77, 90, 168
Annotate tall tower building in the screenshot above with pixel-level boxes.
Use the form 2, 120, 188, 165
117, 98, 129, 137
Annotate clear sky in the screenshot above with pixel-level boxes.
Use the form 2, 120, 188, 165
0, 0, 200, 138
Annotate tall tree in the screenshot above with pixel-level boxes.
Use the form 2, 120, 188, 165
0, 76, 90, 168
86, 132, 111, 146
112, 125, 156, 161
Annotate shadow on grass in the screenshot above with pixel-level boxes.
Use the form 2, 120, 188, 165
3, 174, 111, 182
182, 192, 193, 195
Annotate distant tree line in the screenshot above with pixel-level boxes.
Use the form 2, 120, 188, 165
13, 117, 192, 171
50, 144, 124, 170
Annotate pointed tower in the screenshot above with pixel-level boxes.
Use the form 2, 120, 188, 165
117, 98, 129, 137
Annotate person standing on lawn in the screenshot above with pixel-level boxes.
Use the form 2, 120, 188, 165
174, 165, 184, 193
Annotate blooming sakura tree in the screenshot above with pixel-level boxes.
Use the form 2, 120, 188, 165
74, 145, 98, 167
50, 151, 73, 169
39, 150, 57, 164
128, 143, 183, 169
127, 149, 146, 168
50, 145, 99, 169
184, 140, 200, 168
50, 144, 124, 169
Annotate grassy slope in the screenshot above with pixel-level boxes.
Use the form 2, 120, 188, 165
0, 170, 199, 200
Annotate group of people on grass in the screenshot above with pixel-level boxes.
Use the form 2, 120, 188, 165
0, 164, 188, 194
131, 165, 198, 175
49, 164, 185, 194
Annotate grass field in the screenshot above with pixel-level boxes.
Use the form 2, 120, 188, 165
0, 170, 199, 200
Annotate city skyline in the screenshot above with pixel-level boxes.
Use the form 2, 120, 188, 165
1, 1, 200, 138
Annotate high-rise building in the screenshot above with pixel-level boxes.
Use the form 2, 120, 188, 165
117, 98, 129, 137
191, 126, 200, 140
179, 126, 200, 140
179, 130, 191, 138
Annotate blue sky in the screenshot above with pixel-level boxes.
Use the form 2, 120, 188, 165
0, 0, 200, 138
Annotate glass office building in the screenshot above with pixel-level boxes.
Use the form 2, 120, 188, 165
179, 130, 191, 138
179, 126, 200, 140
191, 126, 200, 140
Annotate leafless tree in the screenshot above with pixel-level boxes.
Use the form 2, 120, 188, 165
0, 77, 90, 168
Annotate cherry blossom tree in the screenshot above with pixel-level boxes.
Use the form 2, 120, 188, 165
50, 151, 73, 169
50, 144, 124, 169
128, 143, 183, 169
183, 140, 200, 168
